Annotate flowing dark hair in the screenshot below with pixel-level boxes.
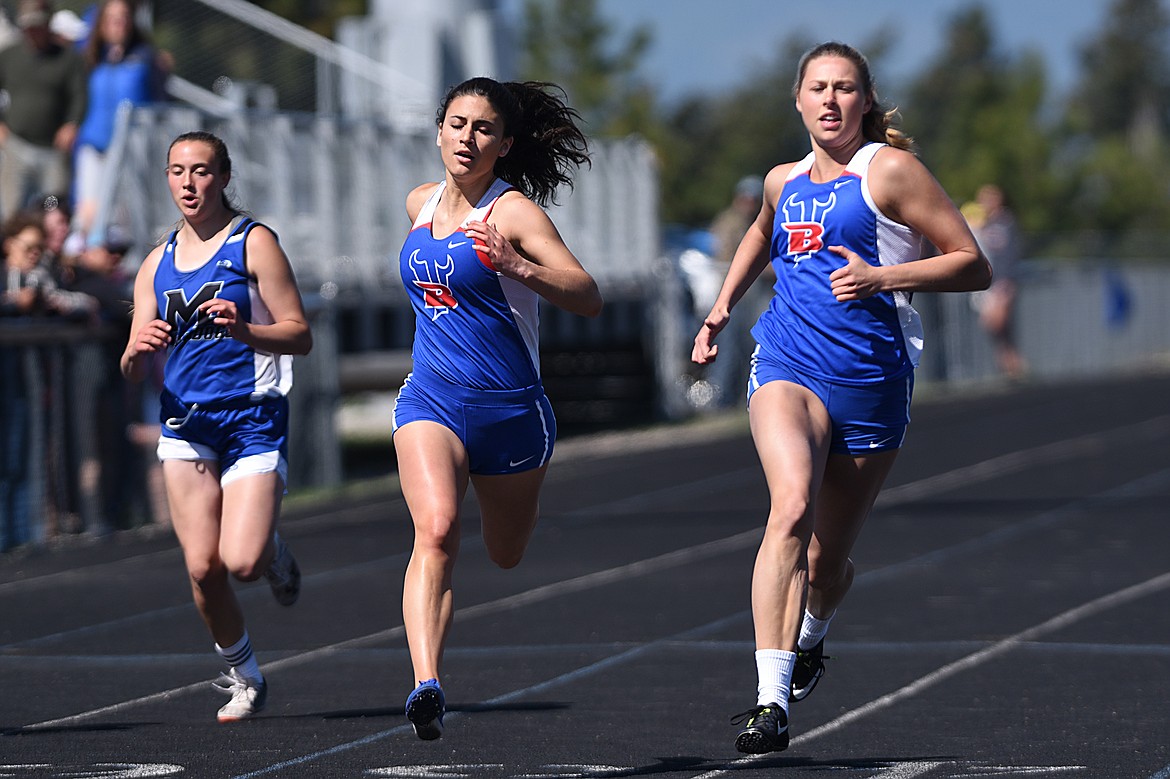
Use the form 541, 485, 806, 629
166, 130, 239, 212
792, 41, 915, 152
437, 77, 591, 206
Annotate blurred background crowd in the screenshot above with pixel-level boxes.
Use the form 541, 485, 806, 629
3, 0, 1170, 554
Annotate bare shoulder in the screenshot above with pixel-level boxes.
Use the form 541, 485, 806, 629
244, 221, 287, 258
406, 182, 441, 221
242, 221, 296, 280
244, 221, 281, 249
136, 243, 166, 281
488, 188, 552, 236
869, 145, 932, 187
762, 162, 798, 208
868, 146, 946, 224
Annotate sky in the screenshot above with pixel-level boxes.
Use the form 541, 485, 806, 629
501, 0, 1132, 107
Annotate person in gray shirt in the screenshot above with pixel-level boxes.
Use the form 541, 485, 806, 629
0, 0, 87, 220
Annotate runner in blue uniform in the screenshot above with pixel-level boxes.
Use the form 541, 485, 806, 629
393, 77, 602, 740
692, 42, 992, 753
120, 131, 312, 723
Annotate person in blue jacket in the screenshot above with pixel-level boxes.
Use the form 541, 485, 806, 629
693, 42, 992, 754
73, 0, 168, 236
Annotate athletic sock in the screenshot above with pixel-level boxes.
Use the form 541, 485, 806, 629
754, 649, 795, 711
216, 630, 262, 684
798, 609, 835, 651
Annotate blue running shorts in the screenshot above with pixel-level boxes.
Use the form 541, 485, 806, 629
392, 369, 556, 475
157, 391, 290, 486
747, 345, 913, 455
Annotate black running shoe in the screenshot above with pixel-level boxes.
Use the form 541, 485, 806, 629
731, 703, 789, 754
790, 639, 828, 702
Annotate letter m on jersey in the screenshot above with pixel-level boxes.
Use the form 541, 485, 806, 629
780, 190, 837, 265
409, 249, 458, 320
164, 282, 224, 327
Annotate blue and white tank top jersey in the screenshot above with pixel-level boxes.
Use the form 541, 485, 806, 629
752, 142, 928, 385
154, 216, 292, 405
399, 178, 542, 391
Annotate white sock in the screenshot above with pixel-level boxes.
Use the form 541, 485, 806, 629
798, 609, 835, 651
755, 649, 795, 710
216, 630, 262, 684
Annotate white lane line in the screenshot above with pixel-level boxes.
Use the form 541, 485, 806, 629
6, 411, 1161, 598
227, 562, 1170, 778
223, 616, 752, 779
7, 413, 1166, 652
690, 568, 1170, 778
18, 450, 1169, 731
14, 426, 1170, 768
7, 637, 1170, 670
877, 415, 1170, 506
20, 529, 762, 731
1, 554, 407, 651
566, 415, 1170, 518
0, 499, 406, 597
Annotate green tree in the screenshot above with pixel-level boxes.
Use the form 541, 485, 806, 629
655, 31, 899, 226
1071, 0, 1170, 142
655, 36, 813, 225
1058, 0, 1170, 250
518, 0, 658, 139
903, 5, 1058, 238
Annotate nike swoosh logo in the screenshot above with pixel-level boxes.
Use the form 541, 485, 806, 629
448, 240, 467, 249
834, 179, 853, 189
868, 441, 881, 449
509, 455, 536, 467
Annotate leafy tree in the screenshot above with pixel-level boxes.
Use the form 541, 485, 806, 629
1070, 0, 1170, 142
1054, 0, 1170, 250
903, 5, 1058, 238
656, 31, 899, 226
656, 36, 813, 225
518, 0, 658, 139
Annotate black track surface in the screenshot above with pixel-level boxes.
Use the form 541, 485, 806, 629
3, 371, 1169, 778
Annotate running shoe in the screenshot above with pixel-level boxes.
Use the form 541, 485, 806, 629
790, 639, 828, 702
264, 533, 301, 606
213, 668, 267, 723
405, 678, 445, 740
731, 703, 789, 754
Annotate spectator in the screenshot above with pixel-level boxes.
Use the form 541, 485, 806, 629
0, 0, 87, 221
966, 183, 1026, 379
1, 211, 50, 550
62, 227, 135, 533
1, 209, 98, 548
38, 193, 77, 271
711, 175, 765, 268
73, 0, 169, 237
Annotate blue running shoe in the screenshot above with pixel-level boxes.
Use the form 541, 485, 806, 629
405, 678, 445, 740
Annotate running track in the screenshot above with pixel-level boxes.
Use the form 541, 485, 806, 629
2, 370, 1168, 778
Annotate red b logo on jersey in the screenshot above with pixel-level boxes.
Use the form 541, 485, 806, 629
414, 281, 458, 311
784, 222, 824, 255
